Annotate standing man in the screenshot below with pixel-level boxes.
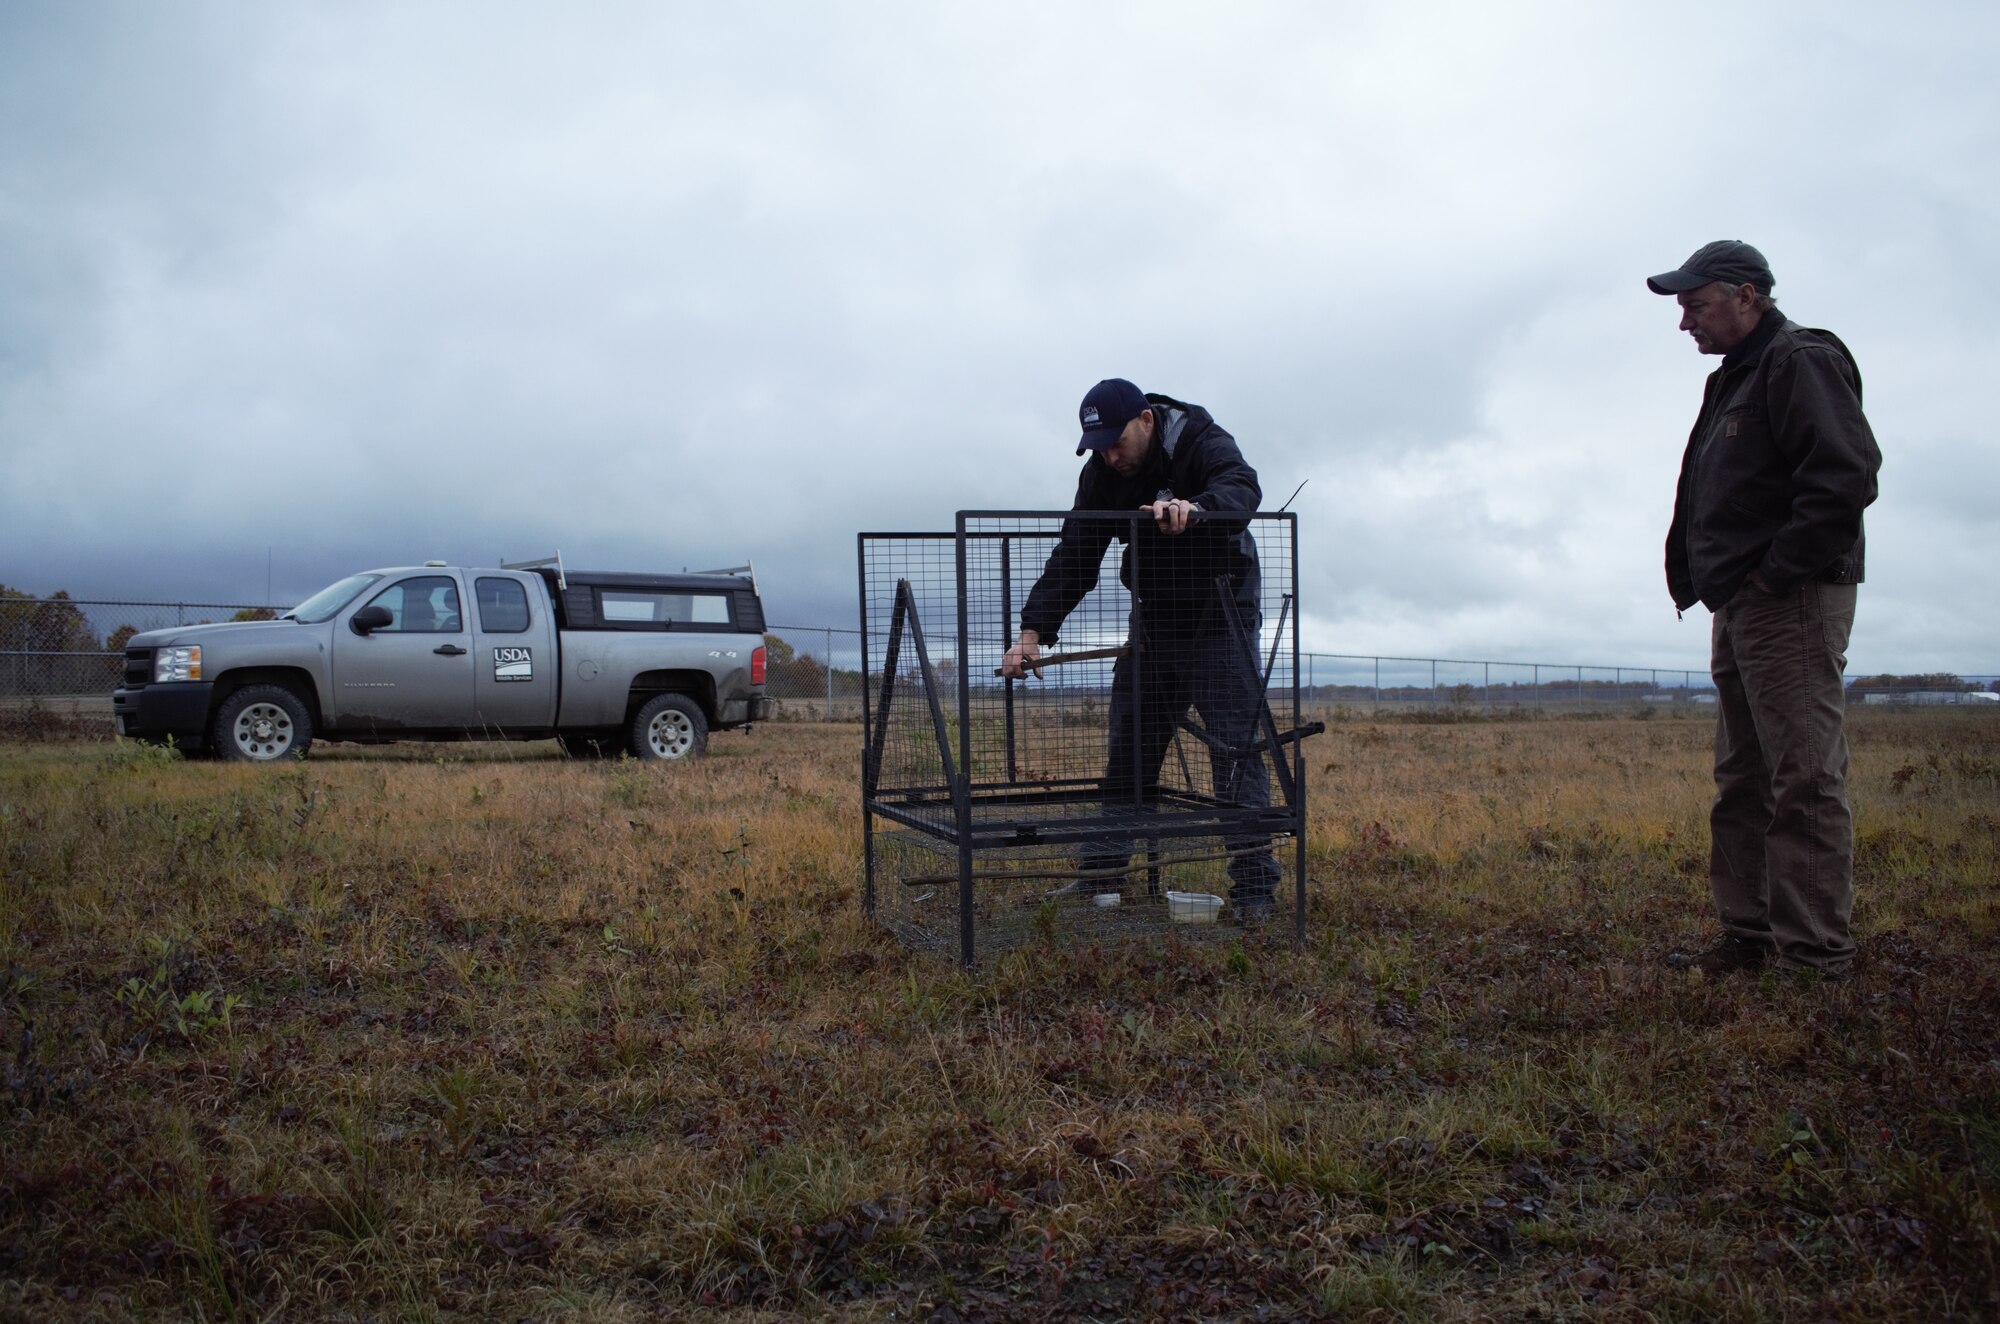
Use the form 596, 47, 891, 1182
1649, 242, 1882, 979
999, 378, 1280, 916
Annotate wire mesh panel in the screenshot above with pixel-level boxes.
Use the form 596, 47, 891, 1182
858, 534, 962, 800
859, 511, 1314, 963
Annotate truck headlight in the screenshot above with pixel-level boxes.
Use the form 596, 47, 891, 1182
154, 646, 202, 683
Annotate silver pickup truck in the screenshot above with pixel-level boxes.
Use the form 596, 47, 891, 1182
111, 558, 772, 762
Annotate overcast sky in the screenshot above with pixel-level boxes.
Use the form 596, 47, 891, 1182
3, 1, 1994, 674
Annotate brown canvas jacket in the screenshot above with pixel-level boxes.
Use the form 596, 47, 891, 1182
1665, 312, 1882, 612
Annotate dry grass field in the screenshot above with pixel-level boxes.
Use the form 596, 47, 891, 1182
2, 709, 1996, 1321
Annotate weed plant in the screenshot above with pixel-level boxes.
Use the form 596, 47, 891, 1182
0, 711, 1995, 1320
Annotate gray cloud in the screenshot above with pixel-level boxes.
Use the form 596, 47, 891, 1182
3, 0, 1995, 676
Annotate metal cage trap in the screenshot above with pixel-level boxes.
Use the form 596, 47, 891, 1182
859, 509, 1321, 963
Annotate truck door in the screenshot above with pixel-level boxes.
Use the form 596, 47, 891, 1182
470, 574, 558, 728
331, 573, 475, 729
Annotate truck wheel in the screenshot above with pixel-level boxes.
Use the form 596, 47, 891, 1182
630, 694, 707, 761
213, 685, 313, 762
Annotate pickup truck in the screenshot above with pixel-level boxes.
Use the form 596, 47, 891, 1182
111, 558, 772, 762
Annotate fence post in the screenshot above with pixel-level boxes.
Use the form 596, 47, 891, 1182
825, 627, 834, 720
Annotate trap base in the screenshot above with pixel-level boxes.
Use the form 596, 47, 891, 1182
872, 827, 1303, 959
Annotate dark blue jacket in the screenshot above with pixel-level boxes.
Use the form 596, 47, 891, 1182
1021, 395, 1262, 645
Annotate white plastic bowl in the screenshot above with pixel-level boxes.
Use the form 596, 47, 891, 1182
1165, 890, 1224, 924
1092, 892, 1121, 908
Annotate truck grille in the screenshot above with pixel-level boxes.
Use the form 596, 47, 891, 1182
124, 648, 153, 687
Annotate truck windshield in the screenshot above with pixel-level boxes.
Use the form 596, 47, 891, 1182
286, 573, 384, 624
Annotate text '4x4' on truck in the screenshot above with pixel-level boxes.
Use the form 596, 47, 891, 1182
112, 557, 773, 762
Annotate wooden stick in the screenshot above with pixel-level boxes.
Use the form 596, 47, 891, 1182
992, 645, 1128, 677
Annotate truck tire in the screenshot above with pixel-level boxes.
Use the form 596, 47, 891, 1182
630, 694, 707, 761
212, 685, 313, 762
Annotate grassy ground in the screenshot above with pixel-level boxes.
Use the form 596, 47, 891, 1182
1, 710, 1996, 1321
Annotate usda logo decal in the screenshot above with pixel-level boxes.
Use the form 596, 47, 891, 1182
493, 647, 534, 682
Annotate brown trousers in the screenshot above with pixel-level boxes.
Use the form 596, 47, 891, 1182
1708, 580, 1858, 972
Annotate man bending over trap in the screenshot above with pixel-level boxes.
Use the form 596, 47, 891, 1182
999, 378, 1279, 918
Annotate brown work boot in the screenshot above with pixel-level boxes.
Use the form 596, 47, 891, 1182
1666, 935, 1771, 977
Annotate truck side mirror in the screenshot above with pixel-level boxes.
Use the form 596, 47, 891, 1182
350, 605, 393, 635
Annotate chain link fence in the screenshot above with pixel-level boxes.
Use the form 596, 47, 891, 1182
4, 596, 1994, 723
1, 597, 278, 702
0, 598, 876, 723
759, 623, 866, 720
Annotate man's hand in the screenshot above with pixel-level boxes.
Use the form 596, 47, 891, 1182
1143, 495, 1198, 536
1000, 629, 1043, 680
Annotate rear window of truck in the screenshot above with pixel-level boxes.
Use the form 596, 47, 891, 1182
597, 590, 733, 628
476, 577, 532, 633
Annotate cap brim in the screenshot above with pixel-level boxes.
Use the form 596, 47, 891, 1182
1076, 428, 1118, 456
1647, 268, 1713, 294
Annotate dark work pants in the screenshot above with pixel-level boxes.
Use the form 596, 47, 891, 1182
1082, 615, 1280, 900
1708, 580, 1858, 973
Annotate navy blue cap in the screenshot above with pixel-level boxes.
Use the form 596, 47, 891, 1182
1647, 240, 1774, 295
1077, 378, 1149, 455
